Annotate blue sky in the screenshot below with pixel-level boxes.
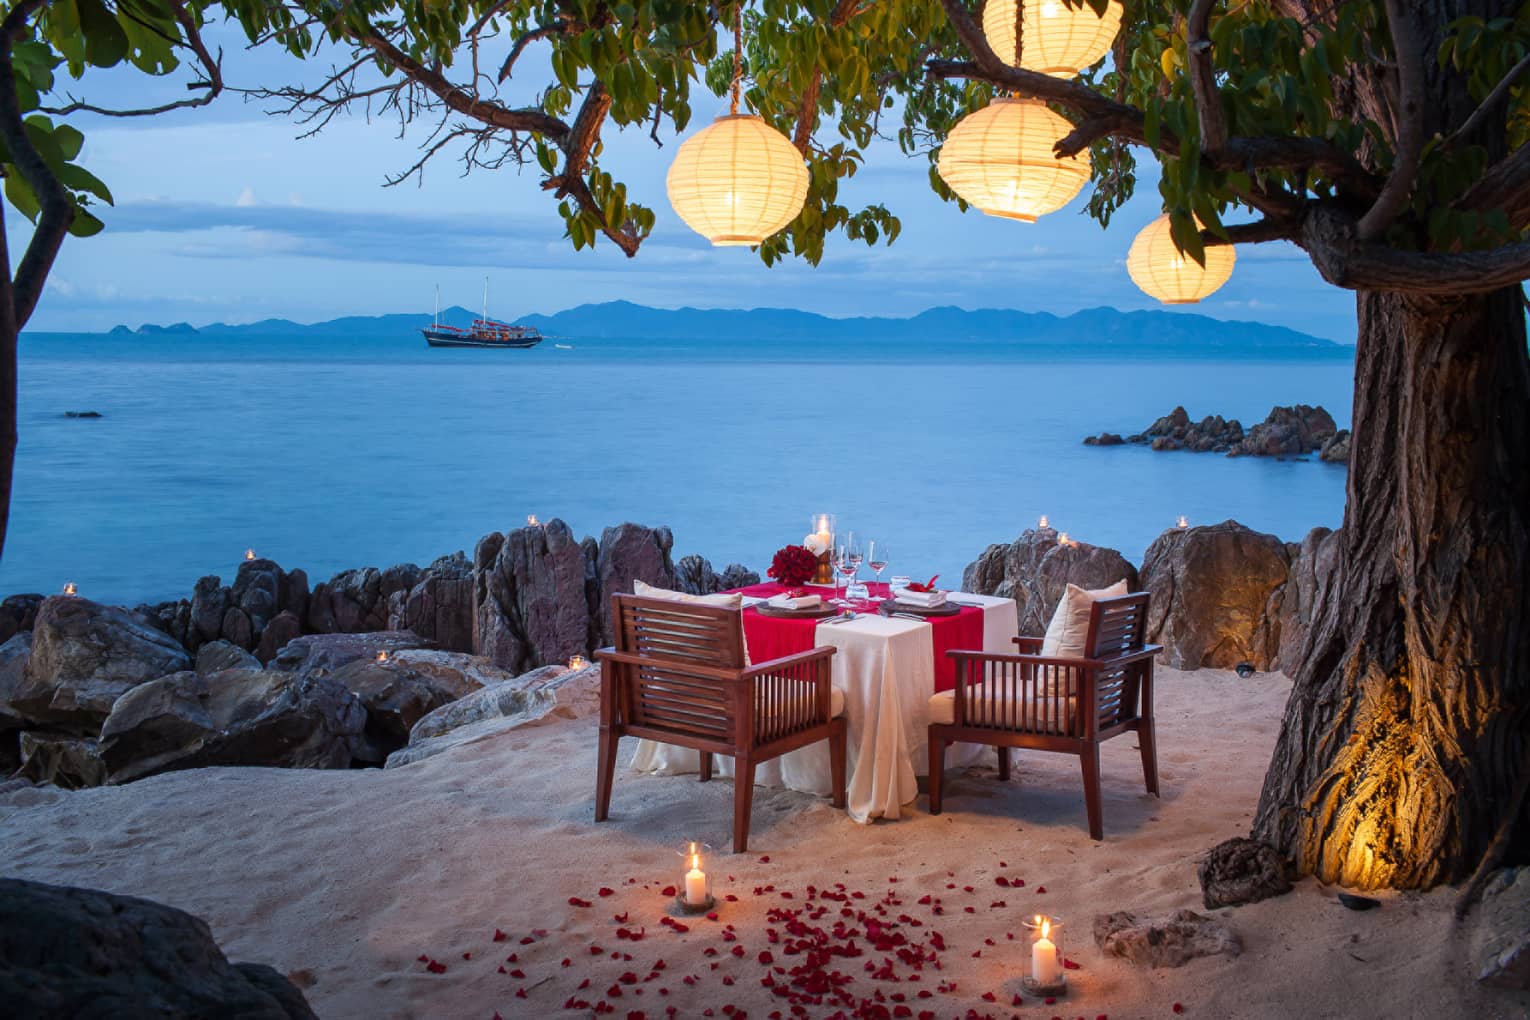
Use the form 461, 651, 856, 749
18, 23, 1357, 341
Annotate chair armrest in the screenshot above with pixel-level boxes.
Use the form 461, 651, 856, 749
593, 648, 744, 682
741, 645, 837, 679
1012, 636, 1043, 653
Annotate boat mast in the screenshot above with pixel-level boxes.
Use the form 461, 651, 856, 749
434, 284, 439, 328
482, 275, 489, 322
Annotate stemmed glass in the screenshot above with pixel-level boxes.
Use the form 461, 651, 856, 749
866, 540, 889, 594
835, 539, 860, 603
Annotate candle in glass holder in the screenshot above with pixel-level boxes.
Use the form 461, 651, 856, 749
1177, 515, 1189, 529
568, 655, 589, 671
1038, 515, 1049, 529
375, 650, 390, 663
527, 514, 541, 527
61, 582, 78, 597
677, 841, 712, 909
245, 548, 256, 561
1031, 917, 1063, 986
1058, 532, 1073, 547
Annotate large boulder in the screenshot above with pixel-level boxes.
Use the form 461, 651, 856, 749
388, 552, 474, 652
306, 563, 420, 634
474, 519, 594, 673
329, 653, 486, 763
962, 528, 1139, 636
254, 611, 302, 665
592, 523, 677, 648
14, 596, 191, 733
195, 640, 261, 675
99, 668, 366, 784
1471, 868, 1530, 989
0, 593, 43, 644
1319, 429, 1352, 463
385, 663, 597, 768
17, 732, 106, 789
0, 877, 317, 1018
1139, 521, 1291, 670
136, 598, 192, 647
1238, 403, 1337, 457
271, 630, 435, 676
1274, 527, 1342, 671
675, 555, 761, 596
188, 575, 230, 649
0, 632, 32, 730
1198, 837, 1293, 909
1093, 909, 1243, 968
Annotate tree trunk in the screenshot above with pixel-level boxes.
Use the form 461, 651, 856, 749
1253, 284, 1530, 889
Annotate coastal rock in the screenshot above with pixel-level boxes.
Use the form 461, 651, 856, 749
1241, 404, 1336, 457
99, 668, 366, 783
329, 654, 485, 763
675, 554, 721, 595
1082, 431, 1125, 446
1140, 522, 1290, 670
0, 877, 317, 1018
473, 519, 593, 673
189, 575, 230, 648
592, 523, 677, 648
221, 606, 254, 650
14, 596, 192, 733
389, 552, 474, 652
195, 639, 261, 675
1320, 429, 1352, 463
1471, 868, 1530, 989
961, 528, 1139, 636
136, 598, 192, 646
271, 630, 435, 677
385, 663, 597, 768
718, 563, 762, 590
255, 610, 302, 665
231, 557, 284, 630
307, 564, 420, 634
1274, 527, 1342, 671
1111, 405, 1340, 459
0, 632, 32, 730
1198, 837, 1294, 909
17, 732, 106, 788
1093, 909, 1243, 968
0, 593, 42, 643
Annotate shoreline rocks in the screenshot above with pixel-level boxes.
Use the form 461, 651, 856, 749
1086, 404, 1348, 461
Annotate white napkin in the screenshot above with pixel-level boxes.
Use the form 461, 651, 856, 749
894, 588, 947, 608
769, 594, 823, 610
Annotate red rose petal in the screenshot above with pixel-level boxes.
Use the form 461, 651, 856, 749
661, 886, 677, 897
1173, 1006, 1185, 1015
599, 887, 616, 897
493, 929, 508, 942
569, 897, 594, 908
1064, 958, 1081, 970
426, 960, 447, 974
758, 856, 771, 863
1036, 885, 1047, 893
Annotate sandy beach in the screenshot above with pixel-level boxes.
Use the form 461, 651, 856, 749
0, 666, 1518, 1019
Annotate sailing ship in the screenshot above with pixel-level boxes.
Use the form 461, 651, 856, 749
421, 280, 543, 349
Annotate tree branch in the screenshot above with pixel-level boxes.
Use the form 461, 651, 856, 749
1206, 217, 1300, 246
1302, 205, 1530, 294
1355, 0, 1424, 241
498, 22, 572, 83
1186, 0, 1225, 154
539, 82, 642, 257
789, 0, 863, 155
1444, 51, 1530, 149
0, 0, 75, 327
1459, 143, 1530, 229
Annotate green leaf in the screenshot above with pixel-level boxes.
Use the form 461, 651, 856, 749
59, 163, 114, 205
68, 207, 106, 238
77, 0, 129, 68
5, 175, 41, 224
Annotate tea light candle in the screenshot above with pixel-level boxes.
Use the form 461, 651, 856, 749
1177, 515, 1189, 529
1032, 917, 1062, 986
1058, 532, 1073, 546
375, 650, 390, 663
527, 514, 541, 527
684, 855, 708, 906
1038, 515, 1049, 529
245, 548, 256, 561
568, 655, 589, 671
61, 582, 78, 596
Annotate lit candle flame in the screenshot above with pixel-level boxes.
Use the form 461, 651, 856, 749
568, 655, 588, 671
1039, 917, 1050, 939
376, 650, 389, 663
527, 514, 541, 527
245, 548, 256, 561
1058, 532, 1072, 546
688, 853, 701, 871
1038, 515, 1049, 529
1177, 515, 1189, 529
62, 582, 77, 596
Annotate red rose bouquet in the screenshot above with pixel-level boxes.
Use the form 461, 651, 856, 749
767, 544, 819, 587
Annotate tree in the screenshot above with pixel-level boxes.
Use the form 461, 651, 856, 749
6, 0, 1527, 890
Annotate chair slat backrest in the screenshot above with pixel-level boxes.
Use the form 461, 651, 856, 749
1084, 592, 1151, 731
611, 594, 746, 742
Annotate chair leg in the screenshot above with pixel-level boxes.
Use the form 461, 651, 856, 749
595, 728, 619, 822
699, 751, 713, 783
828, 721, 848, 809
928, 735, 946, 815
1079, 743, 1103, 841
997, 746, 1011, 781
1138, 719, 1160, 797
732, 756, 756, 853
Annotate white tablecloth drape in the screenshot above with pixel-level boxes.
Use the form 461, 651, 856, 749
628, 593, 1019, 823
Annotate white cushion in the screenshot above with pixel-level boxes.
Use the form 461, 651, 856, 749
1038, 580, 1128, 696
928, 685, 1075, 733
634, 579, 743, 610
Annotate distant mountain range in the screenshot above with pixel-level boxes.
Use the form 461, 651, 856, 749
101, 301, 1344, 348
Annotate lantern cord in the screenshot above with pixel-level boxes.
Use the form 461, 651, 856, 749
730, 3, 743, 115
1012, 0, 1024, 93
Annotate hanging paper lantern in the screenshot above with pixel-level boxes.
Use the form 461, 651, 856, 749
982, 0, 1124, 77
1127, 214, 1236, 304
665, 114, 809, 246
936, 97, 1089, 222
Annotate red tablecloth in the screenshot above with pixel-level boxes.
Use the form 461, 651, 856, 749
731, 581, 985, 693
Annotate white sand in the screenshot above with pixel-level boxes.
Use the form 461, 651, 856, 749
0, 667, 1520, 1020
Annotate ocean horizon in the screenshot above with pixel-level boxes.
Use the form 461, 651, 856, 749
9, 327, 1354, 605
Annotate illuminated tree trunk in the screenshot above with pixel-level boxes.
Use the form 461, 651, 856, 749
1253, 285, 1530, 889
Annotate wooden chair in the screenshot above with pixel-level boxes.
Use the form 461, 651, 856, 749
595, 593, 847, 852
927, 592, 1160, 839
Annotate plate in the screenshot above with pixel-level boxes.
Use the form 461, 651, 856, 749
892, 601, 962, 617
754, 603, 838, 619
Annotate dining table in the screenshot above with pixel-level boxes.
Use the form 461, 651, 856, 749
628, 580, 1021, 823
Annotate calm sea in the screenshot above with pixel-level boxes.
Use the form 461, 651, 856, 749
8, 332, 1354, 605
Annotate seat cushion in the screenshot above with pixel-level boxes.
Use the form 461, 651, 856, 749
928, 685, 1075, 733
762, 685, 846, 719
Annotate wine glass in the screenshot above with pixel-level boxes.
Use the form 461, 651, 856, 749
867, 540, 889, 594
835, 542, 859, 603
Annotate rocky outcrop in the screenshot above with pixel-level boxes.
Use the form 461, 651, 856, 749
962, 528, 1139, 636
255, 610, 302, 665
307, 564, 419, 635
137, 598, 192, 646
99, 668, 366, 784
271, 630, 435, 677
329, 653, 486, 763
1273, 527, 1342, 671
13, 596, 191, 733
17, 732, 106, 788
474, 519, 595, 673
0, 593, 42, 643
0, 878, 317, 1018
1140, 522, 1291, 670
387, 552, 474, 652
1471, 868, 1530, 989
184, 559, 311, 654
1319, 429, 1351, 463
1093, 909, 1243, 968
194, 639, 261, 675
385, 662, 597, 768
674, 555, 761, 595
592, 523, 677, 648
1101, 404, 1343, 458
1198, 837, 1294, 909
0, 632, 31, 731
